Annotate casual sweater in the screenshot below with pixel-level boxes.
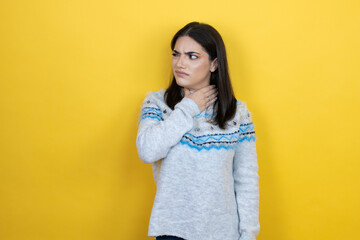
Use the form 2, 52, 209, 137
136, 88, 260, 240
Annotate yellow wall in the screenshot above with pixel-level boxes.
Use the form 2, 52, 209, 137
0, 0, 359, 239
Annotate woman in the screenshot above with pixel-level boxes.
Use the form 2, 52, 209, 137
136, 21, 260, 240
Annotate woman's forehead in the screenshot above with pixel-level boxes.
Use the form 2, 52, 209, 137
174, 36, 205, 53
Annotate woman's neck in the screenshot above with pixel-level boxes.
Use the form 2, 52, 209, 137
188, 81, 211, 93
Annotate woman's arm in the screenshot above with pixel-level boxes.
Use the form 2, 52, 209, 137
233, 104, 260, 240
136, 91, 201, 163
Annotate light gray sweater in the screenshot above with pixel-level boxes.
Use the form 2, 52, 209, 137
136, 88, 260, 240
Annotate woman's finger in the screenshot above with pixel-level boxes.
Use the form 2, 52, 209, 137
209, 91, 218, 99
207, 96, 217, 107
200, 85, 216, 94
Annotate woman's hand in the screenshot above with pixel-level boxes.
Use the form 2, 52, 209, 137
184, 85, 218, 112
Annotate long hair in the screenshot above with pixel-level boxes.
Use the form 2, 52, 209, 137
164, 21, 237, 130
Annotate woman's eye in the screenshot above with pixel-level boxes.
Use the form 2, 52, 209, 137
172, 53, 178, 57
189, 55, 198, 60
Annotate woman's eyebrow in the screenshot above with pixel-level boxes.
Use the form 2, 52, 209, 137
173, 50, 200, 55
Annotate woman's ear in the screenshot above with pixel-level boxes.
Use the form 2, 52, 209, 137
210, 58, 218, 72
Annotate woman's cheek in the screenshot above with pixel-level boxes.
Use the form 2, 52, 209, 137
196, 62, 208, 77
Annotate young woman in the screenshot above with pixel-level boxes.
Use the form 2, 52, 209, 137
136, 21, 260, 240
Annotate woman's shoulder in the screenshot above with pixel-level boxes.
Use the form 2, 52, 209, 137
150, 88, 166, 99
140, 88, 168, 113
142, 88, 166, 103
234, 99, 254, 124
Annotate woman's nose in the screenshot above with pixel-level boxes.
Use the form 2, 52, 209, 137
176, 55, 185, 68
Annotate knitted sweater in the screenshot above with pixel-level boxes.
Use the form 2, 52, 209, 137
136, 88, 260, 240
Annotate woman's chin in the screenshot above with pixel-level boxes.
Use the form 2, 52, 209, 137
175, 80, 191, 89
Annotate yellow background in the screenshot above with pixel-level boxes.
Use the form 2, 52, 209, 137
0, 0, 359, 239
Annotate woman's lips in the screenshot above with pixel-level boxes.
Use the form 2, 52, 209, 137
175, 71, 189, 76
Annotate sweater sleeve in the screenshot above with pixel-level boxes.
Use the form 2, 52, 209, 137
233, 103, 260, 240
136, 91, 201, 164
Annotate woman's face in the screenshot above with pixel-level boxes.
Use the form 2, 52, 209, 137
172, 36, 218, 91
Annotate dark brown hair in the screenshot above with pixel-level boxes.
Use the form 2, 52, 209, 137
164, 21, 237, 129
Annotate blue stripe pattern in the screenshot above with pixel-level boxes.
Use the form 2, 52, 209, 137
140, 102, 256, 151
180, 123, 256, 151
194, 112, 217, 119
141, 107, 164, 121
